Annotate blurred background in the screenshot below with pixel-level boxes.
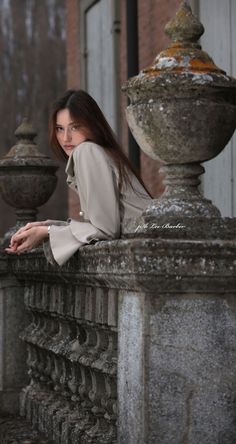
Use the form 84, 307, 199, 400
0, 0, 67, 235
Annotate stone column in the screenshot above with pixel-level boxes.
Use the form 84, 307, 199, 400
117, 239, 236, 444
119, 2, 236, 443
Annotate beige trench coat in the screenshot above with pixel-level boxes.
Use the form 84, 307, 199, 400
45, 141, 151, 266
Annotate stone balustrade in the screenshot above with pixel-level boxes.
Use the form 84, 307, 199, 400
1, 234, 236, 443
5, 247, 118, 443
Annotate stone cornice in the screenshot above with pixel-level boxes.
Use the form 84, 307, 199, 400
3, 237, 236, 293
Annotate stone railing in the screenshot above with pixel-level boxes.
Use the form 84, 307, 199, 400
3, 234, 236, 444
7, 246, 118, 443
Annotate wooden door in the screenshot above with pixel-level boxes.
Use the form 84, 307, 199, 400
80, 0, 120, 134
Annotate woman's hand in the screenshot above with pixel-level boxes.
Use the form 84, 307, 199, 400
10, 221, 49, 237
5, 226, 48, 254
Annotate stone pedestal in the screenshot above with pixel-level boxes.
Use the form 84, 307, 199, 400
117, 238, 236, 444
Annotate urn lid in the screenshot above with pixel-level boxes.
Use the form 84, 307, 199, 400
0, 118, 57, 169
144, 1, 224, 76
123, 0, 236, 97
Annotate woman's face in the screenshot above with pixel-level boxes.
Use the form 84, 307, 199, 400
56, 108, 90, 156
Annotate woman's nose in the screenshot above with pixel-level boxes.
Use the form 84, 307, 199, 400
63, 127, 72, 141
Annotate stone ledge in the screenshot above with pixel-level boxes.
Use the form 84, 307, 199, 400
4, 237, 236, 293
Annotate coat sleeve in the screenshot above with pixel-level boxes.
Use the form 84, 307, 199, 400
47, 143, 121, 266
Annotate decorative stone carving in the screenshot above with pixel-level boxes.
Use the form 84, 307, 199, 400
0, 118, 58, 241
18, 276, 118, 444
122, 1, 236, 234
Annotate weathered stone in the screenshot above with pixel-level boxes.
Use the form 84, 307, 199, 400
0, 118, 58, 243
0, 274, 28, 415
1, 220, 236, 442
118, 290, 236, 444
119, 5, 236, 438
0, 414, 50, 443
3, 248, 118, 443
122, 1, 236, 223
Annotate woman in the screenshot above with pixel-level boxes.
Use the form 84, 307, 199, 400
6, 90, 152, 266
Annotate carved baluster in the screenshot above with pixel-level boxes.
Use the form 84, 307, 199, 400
44, 352, 53, 389
89, 370, 105, 408
51, 354, 61, 392
79, 325, 108, 367
68, 362, 81, 402
26, 283, 36, 310
44, 354, 65, 441
47, 395, 65, 442
94, 328, 117, 374
20, 344, 37, 417
59, 358, 70, 399
37, 348, 48, 386
31, 345, 41, 385
51, 358, 75, 443
84, 287, 96, 323
26, 345, 35, 386
49, 284, 59, 315
35, 281, 43, 312
68, 322, 83, 360
62, 364, 85, 442
101, 375, 117, 442
54, 284, 65, 317
20, 310, 36, 343
64, 285, 76, 319
41, 282, 51, 314
101, 375, 117, 416
74, 286, 86, 320
82, 370, 108, 442
70, 323, 96, 361
95, 287, 108, 325
30, 313, 44, 346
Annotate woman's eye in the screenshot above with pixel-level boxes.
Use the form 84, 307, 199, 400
56, 126, 64, 133
71, 125, 80, 131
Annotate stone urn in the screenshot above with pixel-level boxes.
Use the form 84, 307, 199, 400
0, 118, 58, 241
122, 1, 236, 238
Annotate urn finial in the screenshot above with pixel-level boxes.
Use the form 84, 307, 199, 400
165, 0, 204, 44
14, 117, 37, 141
140, 1, 223, 75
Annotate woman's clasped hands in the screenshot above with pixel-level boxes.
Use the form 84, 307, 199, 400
5, 221, 49, 255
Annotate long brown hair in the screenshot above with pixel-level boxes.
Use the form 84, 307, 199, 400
49, 89, 152, 196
